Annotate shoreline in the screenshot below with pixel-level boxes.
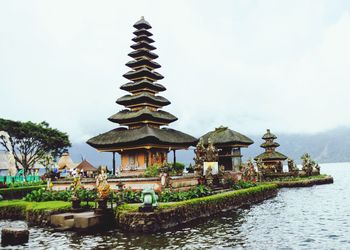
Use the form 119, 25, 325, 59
0, 175, 334, 233
271, 176, 334, 188
117, 184, 278, 233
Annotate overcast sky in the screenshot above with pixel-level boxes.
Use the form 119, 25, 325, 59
1, 0, 350, 143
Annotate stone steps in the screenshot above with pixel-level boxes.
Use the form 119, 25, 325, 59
50, 210, 115, 231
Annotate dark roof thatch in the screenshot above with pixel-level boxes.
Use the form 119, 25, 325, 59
254, 151, 288, 161
76, 160, 97, 172
120, 80, 166, 93
131, 42, 156, 51
133, 28, 153, 37
123, 68, 163, 81
116, 93, 170, 107
87, 125, 198, 150
128, 50, 158, 60
133, 17, 152, 30
201, 126, 254, 147
126, 59, 161, 70
132, 35, 154, 44
260, 141, 280, 148
109, 108, 177, 124
262, 129, 277, 140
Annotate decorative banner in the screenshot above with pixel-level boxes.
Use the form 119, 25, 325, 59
203, 162, 219, 175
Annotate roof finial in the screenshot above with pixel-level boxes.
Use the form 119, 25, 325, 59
267, 129, 270, 133
141, 16, 145, 20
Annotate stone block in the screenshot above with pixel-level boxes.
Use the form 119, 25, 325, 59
74, 213, 102, 229
1, 227, 29, 246
50, 213, 74, 227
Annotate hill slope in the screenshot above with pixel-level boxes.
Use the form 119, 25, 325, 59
70, 127, 350, 168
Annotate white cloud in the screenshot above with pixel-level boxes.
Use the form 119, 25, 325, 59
0, 0, 350, 142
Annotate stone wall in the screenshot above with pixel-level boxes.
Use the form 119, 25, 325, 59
53, 175, 198, 192
117, 185, 278, 233
0, 206, 69, 227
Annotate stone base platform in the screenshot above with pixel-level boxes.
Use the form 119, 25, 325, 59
51, 211, 115, 231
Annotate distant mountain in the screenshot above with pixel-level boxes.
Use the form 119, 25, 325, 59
70, 127, 350, 168
245, 127, 350, 164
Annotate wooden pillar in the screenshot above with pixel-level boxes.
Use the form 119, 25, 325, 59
146, 150, 149, 168
112, 152, 116, 175
173, 149, 176, 166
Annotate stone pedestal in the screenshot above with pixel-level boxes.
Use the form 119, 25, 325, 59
1, 227, 29, 246
71, 198, 81, 211
94, 199, 111, 215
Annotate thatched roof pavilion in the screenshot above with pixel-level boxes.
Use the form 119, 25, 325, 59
57, 152, 75, 170
76, 160, 97, 172
201, 126, 253, 171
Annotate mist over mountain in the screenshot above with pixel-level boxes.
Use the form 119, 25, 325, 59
70, 127, 350, 168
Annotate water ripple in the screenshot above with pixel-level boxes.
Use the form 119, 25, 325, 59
1, 163, 349, 249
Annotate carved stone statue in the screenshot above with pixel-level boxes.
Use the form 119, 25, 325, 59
287, 158, 299, 173
96, 167, 110, 200
217, 165, 225, 186
301, 153, 314, 176
256, 158, 268, 174
194, 138, 206, 177
205, 166, 213, 187
70, 169, 81, 209
205, 138, 218, 162
276, 161, 283, 173
241, 159, 257, 182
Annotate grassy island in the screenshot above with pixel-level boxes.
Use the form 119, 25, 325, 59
265, 174, 334, 187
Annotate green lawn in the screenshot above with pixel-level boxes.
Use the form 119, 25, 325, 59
0, 200, 71, 212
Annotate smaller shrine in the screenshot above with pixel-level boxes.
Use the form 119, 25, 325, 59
201, 126, 253, 171
254, 129, 288, 173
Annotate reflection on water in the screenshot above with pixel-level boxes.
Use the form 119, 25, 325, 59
1, 163, 349, 249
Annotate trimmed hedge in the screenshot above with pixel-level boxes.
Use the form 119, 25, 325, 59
0, 185, 46, 200
117, 184, 278, 214
117, 184, 278, 232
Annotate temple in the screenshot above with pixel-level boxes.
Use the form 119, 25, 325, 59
87, 17, 197, 175
254, 129, 288, 171
201, 126, 253, 171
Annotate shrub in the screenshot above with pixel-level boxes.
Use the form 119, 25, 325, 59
144, 164, 160, 177
0, 185, 46, 200
172, 162, 185, 174
23, 188, 97, 202
232, 180, 257, 190
158, 185, 212, 202
121, 188, 142, 203
6, 181, 45, 189
187, 164, 194, 173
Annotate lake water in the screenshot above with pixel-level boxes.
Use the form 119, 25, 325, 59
0, 162, 349, 249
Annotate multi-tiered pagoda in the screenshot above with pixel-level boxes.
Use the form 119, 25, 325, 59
87, 17, 197, 174
254, 129, 288, 170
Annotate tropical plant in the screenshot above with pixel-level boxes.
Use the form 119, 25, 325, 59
158, 185, 212, 202
144, 164, 160, 177
121, 188, 142, 203
23, 188, 98, 202
231, 180, 257, 190
171, 162, 185, 174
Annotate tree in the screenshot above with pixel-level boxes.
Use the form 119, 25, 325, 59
0, 118, 71, 174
